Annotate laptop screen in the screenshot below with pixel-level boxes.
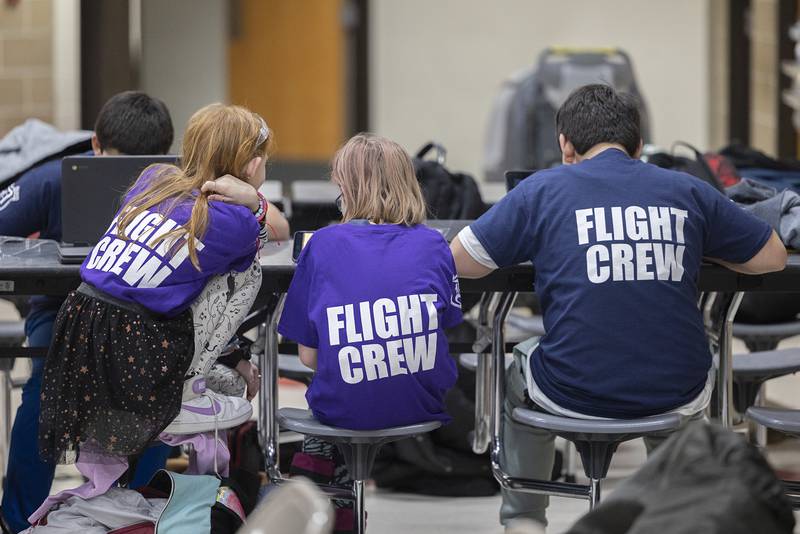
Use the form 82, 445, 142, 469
61, 155, 178, 246
504, 170, 537, 193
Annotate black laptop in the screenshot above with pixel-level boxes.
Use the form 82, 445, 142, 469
58, 155, 178, 264
504, 170, 537, 193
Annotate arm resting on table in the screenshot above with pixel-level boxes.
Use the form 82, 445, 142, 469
266, 202, 290, 241
708, 230, 787, 275
451, 235, 495, 279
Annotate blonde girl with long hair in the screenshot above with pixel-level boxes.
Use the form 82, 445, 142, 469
39, 103, 279, 464
277, 133, 463, 526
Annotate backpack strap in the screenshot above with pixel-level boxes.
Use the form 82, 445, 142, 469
672, 141, 722, 191
415, 142, 447, 164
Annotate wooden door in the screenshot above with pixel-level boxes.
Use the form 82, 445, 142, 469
228, 0, 346, 162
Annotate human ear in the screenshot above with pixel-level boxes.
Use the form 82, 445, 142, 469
91, 134, 102, 156
632, 140, 644, 159
244, 156, 263, 179
560, 134, 577, 165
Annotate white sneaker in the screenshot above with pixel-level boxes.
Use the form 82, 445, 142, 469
163, 376, 252, 435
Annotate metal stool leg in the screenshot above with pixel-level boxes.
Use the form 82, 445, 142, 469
749, 386, 768, 447
354, 479, 366, 534
0, 370, 11, 477
589, 478, 601, 509
563, 440, 577, 483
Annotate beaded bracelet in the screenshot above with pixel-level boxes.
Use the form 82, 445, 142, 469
253, 192, 268, 225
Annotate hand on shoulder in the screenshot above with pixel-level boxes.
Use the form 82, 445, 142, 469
201, 174, 260, 212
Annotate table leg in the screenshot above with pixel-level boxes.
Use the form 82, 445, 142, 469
488, 292, 591, 499
472, 292, 496, 454
490, 292, 517, 448
258, 293, 285, 482
257, 293, 356, 501
717, 292, 743, 428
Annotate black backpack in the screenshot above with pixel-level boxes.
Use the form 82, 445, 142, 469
413, 142, 487, 220
647, 142, 723, 191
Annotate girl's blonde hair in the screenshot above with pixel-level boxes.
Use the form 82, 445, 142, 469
332, 133, 426, 225
116, 103, 272, 270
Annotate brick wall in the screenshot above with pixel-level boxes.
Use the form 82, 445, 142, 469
0, 0, 53, 136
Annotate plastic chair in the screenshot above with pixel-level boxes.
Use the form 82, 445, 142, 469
278, 408, 441, 533
238, 477, 333, 534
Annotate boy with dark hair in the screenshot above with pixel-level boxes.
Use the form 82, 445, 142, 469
451, 84, 787, 528
92, 91, 174, 155
0, 91, 174, 533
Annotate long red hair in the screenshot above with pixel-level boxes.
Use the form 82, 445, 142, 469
116, 103, 272, 270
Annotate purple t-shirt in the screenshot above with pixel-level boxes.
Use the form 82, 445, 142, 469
278, 223, 462, 430
81, 167, 259, 317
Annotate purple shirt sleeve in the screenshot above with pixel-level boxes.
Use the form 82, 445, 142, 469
278, 241, 319, 348
440, 238, 463, 329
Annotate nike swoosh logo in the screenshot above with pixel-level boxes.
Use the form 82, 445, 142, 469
181, 400, 221, 416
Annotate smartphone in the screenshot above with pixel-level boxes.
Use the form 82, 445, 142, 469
292, 231, 314, 262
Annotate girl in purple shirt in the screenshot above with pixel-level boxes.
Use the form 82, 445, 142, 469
39, 104, 274, 464
278, 134, 462, 526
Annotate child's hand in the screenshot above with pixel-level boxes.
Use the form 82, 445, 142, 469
235, 360, 261, 401
202, 175, 260, 212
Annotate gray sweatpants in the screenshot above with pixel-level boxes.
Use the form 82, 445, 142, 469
499, 358, 704, 527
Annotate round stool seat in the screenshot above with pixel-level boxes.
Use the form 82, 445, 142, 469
0, 320, 25, 345
733, 349, 800, 379
733, 322, 800, 338
733, 321, 800, 352
278, 407, 441, 444
746, 407, 800, 437
278, 408, 442, 482
512, 408, 684, 481
512, 408, 683, 440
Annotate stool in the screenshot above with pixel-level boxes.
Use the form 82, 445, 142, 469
277, 407, 441, 533
745, 407, 800, 508
459, 353, 580, 482
509, 409, 683, 508
733, 322, 800, 352
732, 349, 800, 414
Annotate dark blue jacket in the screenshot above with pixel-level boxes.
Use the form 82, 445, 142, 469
0, 158, 65, 314
0, 158, 62, 241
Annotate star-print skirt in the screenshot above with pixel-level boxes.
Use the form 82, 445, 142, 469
39, 283, 194, 464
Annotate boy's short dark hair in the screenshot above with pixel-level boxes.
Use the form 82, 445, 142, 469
555, 84, 641, 157
94, 91, 173, 155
